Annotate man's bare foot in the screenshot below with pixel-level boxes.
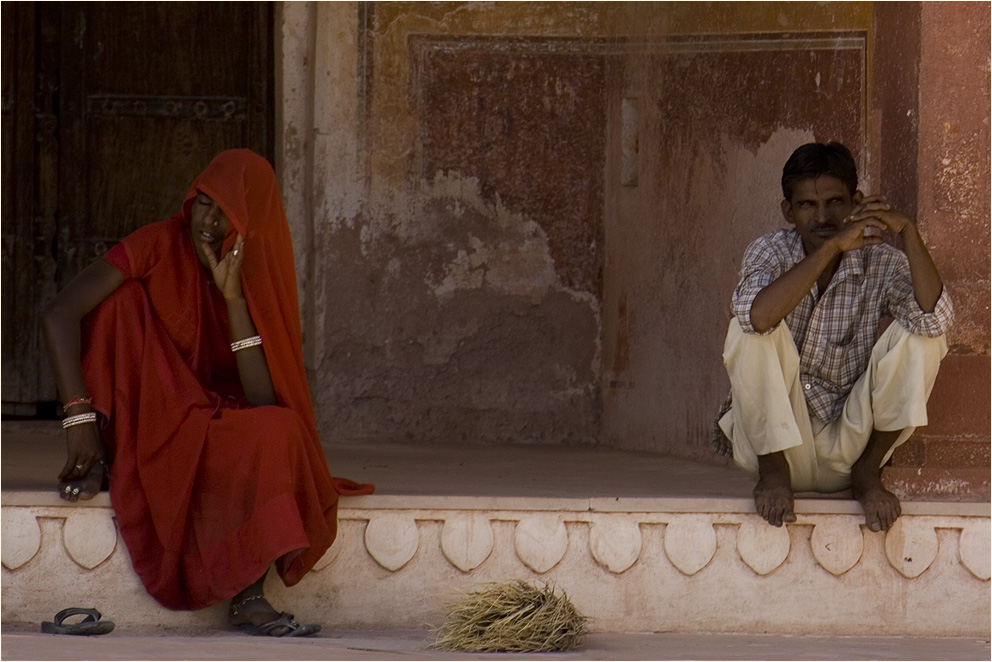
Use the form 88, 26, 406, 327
755, 452, 796, 527
851, 429, 903, 532
852, 466, 901, 532
58, 464, 104, 502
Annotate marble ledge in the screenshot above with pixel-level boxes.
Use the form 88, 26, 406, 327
3, 491, 988, 517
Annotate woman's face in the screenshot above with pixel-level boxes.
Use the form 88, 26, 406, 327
189, 191, 228, 267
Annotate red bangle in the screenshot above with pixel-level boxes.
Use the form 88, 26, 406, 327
64, 395, 93, 410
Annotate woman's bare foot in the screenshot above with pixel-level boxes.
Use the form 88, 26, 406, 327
229, 572, 300, 636
229, 594, 288, 634
755, 452, 796, 527
58, 463, 104, 502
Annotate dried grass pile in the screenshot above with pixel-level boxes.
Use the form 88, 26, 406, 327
431, 580, 588, 652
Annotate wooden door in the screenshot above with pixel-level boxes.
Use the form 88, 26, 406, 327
2, 2, 272, 413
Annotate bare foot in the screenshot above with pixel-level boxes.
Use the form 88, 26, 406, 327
852, 469, 901, 532
58, 464, 104, 502
754, 452, 796, 527
851, 429, 903, 532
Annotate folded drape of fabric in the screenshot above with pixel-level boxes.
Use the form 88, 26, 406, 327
83, 150, 373, 610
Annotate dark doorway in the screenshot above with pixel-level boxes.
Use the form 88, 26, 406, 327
2, 2, 273, 415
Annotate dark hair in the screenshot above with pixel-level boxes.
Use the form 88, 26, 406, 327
781, 142, 858, 200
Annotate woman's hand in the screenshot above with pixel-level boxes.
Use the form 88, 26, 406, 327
59, 423, 102, 482
202, 234, 246, 301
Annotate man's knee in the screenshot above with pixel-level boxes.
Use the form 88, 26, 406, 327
873, 319, 948, 362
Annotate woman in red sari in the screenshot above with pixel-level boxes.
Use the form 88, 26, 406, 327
42, 149, 372, 636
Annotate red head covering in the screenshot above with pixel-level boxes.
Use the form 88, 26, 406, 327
182, 149, 313, 427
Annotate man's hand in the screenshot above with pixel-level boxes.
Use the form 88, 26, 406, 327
845, 194, 943, 313
846, 194, 912, 235
830, 195, 893, 253
830, 217, 888, 253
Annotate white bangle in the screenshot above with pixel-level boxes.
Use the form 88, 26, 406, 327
62, 412, 97, 429
231, 335, 262, 352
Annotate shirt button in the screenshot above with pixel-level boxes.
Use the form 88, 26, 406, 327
804, 383, 811, 390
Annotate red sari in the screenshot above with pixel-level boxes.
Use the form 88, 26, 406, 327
81, 149, 373, 610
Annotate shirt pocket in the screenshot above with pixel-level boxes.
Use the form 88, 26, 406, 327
825, 321, 857, 347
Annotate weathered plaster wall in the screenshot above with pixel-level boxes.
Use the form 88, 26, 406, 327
280, 2, 610, 446
600, 3, 873, 459
275, 2, 988, 494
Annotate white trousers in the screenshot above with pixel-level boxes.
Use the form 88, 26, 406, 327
719, 318, 947, 493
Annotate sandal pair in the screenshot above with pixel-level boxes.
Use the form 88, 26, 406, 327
41, 608, 115, 635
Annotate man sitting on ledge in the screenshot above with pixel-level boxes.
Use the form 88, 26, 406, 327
714, 141, 952, 532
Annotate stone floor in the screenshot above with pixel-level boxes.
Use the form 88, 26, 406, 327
2, 627, 990, 661
2, 420, 760, 499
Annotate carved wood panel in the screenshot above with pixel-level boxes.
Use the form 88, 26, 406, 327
1, 2, 273, 408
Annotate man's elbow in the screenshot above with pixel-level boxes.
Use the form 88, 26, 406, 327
747, 310, 776, 334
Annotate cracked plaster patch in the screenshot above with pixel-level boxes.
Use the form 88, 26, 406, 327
422, 178, 559, 302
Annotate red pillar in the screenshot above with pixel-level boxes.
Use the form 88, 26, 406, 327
880, 2, 991, 499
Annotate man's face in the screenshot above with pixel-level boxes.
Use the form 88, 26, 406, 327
781, 175, 862, 255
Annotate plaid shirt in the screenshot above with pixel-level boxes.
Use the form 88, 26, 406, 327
728, 229, 953, 423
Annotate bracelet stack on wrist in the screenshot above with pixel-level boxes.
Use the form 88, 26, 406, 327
231, 335, 262, 352
62, 412, 97, 429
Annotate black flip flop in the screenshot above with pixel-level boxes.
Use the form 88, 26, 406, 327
240, 612, 320, 637
41, 608, 115, 635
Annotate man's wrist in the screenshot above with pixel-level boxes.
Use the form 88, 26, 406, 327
899, 220, 921, 240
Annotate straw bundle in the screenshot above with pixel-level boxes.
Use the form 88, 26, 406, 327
431, 580, 588, 652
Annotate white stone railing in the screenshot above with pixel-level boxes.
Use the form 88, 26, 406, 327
2, 494, 989, 635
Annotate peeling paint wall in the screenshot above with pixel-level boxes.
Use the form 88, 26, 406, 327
274, 1, 988, 494
279, 2, 608, 446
